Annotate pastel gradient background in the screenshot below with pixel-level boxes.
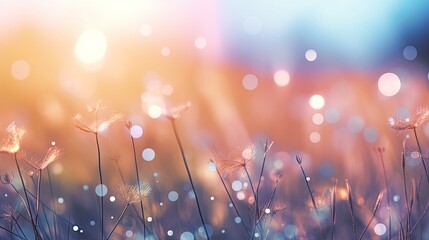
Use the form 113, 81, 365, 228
1, 1, 429, 239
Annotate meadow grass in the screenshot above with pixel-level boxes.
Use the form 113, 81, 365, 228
1, 106, 429, 240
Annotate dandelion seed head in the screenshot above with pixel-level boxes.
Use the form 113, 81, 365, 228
212, 144, 255, 176
389, 107, 429, 131
28, 147, 62, 170
0, 123, 25, 154
165, 102, 191, 120
116, 183, 151, 204
74, 105, 122, 134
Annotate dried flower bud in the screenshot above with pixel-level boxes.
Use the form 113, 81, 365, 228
0, 172, 14, 185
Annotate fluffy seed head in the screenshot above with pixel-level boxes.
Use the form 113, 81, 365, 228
389, 107, 429, 131
116, 183, 151, 204
0, 123, 25, 154
74, 103, 122, 134
27, 147, 62, 170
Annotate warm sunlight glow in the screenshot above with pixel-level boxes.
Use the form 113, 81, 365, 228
74, 30, 107, 64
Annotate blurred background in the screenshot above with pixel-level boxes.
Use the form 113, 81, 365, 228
1, 0, 429, 239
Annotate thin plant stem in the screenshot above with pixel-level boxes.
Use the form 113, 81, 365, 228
255, 140, 271, 219
10, 184, 32, 223
170, 119, 210, 240
377, 148, 391, 240
35, 169, 42, 226
47, 167, 58, 239
210, 159, 251, 237
296, 156, 325, 239
29, 176, 50, 239
12, 215, 29, 240
345, 179, 357, 240
41, 202, 53, 240
106, 204, 130, 240
14, 153, 42, 240
401, 140, 410, 237
130, 135, 147, 239
113, 157, 157, 238
410, 202, 429, 235
0, 224, 26, 240
244, 165, 263, 239
252, 174, 281, 240
412, 127, 429, 185
331, 179, 338, 240
359, 192, 383, 240
67, 208, 72, 240
95, 133, 104, 240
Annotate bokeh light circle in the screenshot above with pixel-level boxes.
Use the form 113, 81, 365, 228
403, 45, 417, 60
309, 94, 325, 109
161, 47, 170, 56
374, 223, 387, 236
312, 113, 324, 125
242, 74, 258, 90
142, 148, 155, 161
148, 105, 163, 119
180, 231, 194, 240
168, 191, 179, 202
11, 60, 30, 80
140, 24, 152, 36
309, 132, 321, 143
195, 37, 207, 49
231, 180, 243, 191
74, 30, 107, 64
305, 49, 317, 61
274, 70, 290, 86
347, 116, 364, 133
378, 73, 401, 97
95, 184, 108, 197
130, 125, 143, 138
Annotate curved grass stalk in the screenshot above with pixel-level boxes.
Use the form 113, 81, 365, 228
14, 153, 42, 240
359, 192, 383, 240
296, 156, 325, 239
95, 133, 105, 239
170, 119, 210, 240
210, 159, 251, 237
106, 204, 130, 240
129, 134, 147, 239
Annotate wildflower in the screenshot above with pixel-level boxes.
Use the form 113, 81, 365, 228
268, 203, 287, 216
0, 172, 14, 185
27, 147, 62, 170
74, 103, 122, 134
1, 204, 16, 221
124, 120, 132, 130
164, 102, 191, 120
389, 107, 429, 131
116, 183, 151, 204
0, 123, 25, 154
213, 144, 256, 176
